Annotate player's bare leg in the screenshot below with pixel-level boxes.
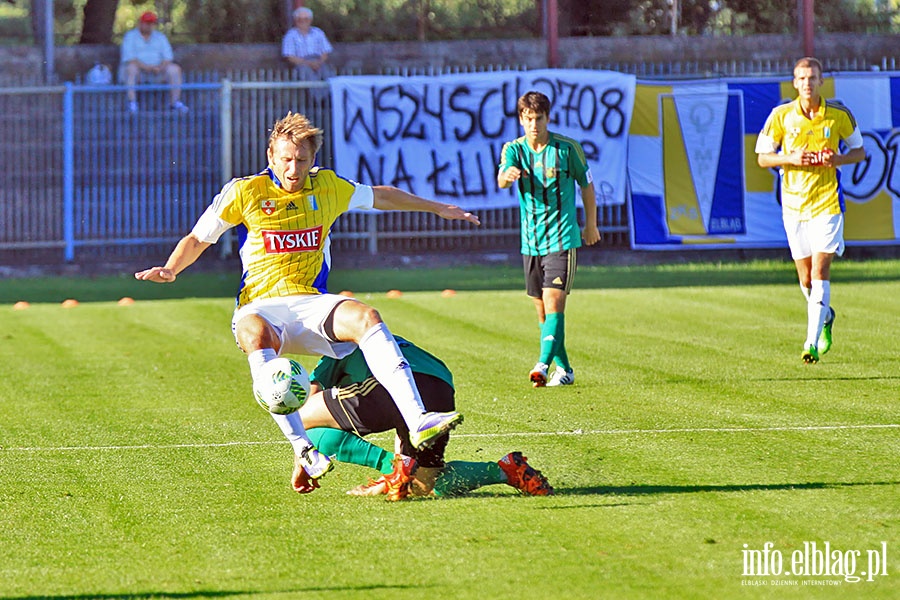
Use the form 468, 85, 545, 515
329, 300, 462, 449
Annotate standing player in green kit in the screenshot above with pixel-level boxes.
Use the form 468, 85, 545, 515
498, 91, 601, 387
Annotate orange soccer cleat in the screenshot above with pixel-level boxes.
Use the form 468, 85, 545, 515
498, 452, 554, 496
384, 455, 418, 502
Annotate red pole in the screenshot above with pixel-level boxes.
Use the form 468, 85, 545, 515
547, 0, 559, 68
802, 0, 815, 57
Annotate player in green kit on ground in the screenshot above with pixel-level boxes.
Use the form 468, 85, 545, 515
291, 336, 553, 500
498, 91, 601, 387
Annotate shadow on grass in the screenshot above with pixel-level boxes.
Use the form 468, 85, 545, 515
754, 375, 900, 382
2, 584, 414, 600
556, 480, 898, 497
0, 593, 251, 600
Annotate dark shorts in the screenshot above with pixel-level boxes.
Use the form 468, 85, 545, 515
322, 373, 455, 468
523, 249, 576, 298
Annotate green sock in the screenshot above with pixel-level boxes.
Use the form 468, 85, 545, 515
433, 461, 506, 497
552, 313, 571, 371
539, 313, 559, 365
539, 312, 563, 366
306, 428, 394, 474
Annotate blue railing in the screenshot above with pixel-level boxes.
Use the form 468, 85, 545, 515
0, 79, 338, 262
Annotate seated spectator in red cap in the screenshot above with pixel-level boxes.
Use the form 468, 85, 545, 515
120, 11, 188, 114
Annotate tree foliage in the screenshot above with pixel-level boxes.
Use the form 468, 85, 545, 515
181, 0, 283, 43
558, 0, 631, 36
79, 0, 119, 43
560, 0, 897, 36
314, 0, 539, 42
16, 0, 898, 46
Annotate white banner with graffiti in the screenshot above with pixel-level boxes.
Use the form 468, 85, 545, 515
628, 72, 900, 249
330, 70, 636, 209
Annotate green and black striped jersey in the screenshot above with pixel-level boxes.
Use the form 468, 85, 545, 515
310, 336, 454, 390
499, 132, 592, 256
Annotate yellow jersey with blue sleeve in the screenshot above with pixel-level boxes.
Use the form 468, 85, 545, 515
756, 98, 863, 220
191, 167, 374, 308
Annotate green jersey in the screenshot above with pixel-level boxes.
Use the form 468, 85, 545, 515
499, 132, 592, 256
310, 336, 454, 389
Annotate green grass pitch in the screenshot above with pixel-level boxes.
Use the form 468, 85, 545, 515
1, 259, 898, 599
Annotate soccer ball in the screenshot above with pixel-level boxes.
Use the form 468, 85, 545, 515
253, 358, 310, 415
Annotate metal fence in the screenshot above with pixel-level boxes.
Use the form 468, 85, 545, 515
584, 56, 900, 78
0, 73, 628, 265
9, 57, 899, 266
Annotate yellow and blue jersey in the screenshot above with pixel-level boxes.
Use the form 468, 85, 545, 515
191, 167, 373, 307
756, 98, 862, 219
499, 132, 593, 256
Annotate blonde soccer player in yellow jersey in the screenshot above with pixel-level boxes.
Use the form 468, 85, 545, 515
755, 57, 865, 365
136, 112, 480, 492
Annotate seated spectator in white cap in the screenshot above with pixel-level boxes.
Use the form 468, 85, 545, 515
281, 7, 335, 81
120, 11, 188, 113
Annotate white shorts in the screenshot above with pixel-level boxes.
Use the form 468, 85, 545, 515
782, 213, 845, 260
231, 294, 359, 359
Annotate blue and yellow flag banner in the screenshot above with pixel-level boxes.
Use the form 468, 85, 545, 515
628, 73, 900, 249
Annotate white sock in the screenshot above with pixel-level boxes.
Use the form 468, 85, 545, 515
270, 411, 314, 456
358, 323, 426, 429
248, 349, 312, 453
806, 280, 830, 347
247, 348, 277, 381
799, 283, 811, 301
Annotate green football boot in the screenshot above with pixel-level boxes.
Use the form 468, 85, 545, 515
818, 307, 836, 355
801, 344, 820, 364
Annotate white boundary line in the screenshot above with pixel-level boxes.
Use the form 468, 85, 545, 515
1, 423, 896, 453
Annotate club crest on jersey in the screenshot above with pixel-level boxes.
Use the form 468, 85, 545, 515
262, 226, 323, 253
260, 200, 276, 215
545, 167, 558, 179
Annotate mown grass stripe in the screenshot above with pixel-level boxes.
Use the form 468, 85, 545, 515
4, 423, 895, 452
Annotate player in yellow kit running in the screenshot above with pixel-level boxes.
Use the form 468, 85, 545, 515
755, 57, 865, 364
136, 112, 480, 491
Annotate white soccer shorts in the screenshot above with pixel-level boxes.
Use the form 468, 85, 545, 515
231, 294, 359, 358
783, 212, 845, 260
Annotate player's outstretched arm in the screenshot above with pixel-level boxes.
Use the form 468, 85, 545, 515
134, 233, 211, 283
371, 186, 480, 226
